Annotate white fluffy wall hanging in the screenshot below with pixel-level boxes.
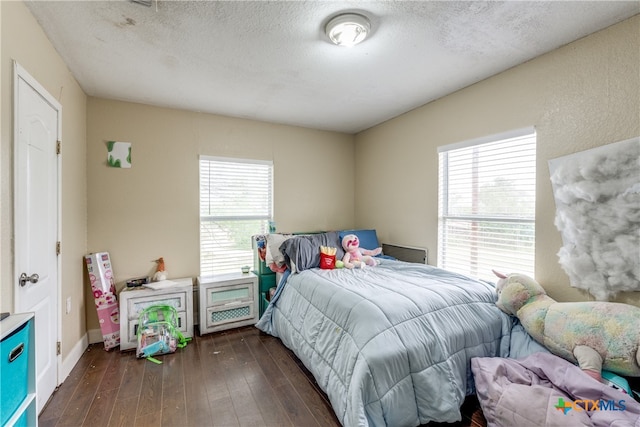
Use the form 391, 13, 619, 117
548, 137, 639, 301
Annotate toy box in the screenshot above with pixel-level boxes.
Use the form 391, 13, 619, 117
85, 252, 120, 350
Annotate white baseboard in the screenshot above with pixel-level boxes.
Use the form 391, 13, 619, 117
87, 328, 103, 344
60, 333, 89, 382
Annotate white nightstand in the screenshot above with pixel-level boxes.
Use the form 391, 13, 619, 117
118, 277, 193, 351
197, 272, 258, 335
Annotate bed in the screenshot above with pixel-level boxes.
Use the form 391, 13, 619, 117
255, 230, 517, 426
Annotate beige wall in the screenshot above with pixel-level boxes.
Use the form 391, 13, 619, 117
86, 98, 354, 330
1, 2, 88, 358
355, 15, 640, 307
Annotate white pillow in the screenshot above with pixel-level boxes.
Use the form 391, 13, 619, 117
265, 233, 292, 267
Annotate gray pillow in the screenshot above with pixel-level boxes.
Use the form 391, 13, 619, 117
280, 231, 344, 272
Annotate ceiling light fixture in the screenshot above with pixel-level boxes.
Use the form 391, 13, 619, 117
325, 13, 371, 47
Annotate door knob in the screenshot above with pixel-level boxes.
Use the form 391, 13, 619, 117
19, 273, 39, 287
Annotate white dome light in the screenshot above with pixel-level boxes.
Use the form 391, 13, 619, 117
325, 13, 371, 47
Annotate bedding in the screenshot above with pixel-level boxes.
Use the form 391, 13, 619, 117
471, 352, 640, 427
279, 231, 345, 273
256, 258, 515, 426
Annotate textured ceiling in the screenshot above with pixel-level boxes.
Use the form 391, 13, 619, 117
25, 1, 639, 134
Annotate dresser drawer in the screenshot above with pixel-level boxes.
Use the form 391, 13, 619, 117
127, 292, 187, 320
205, 301, 256, 329
129, 310, 188, 340
205, 282, 255, 307
1, 319, 31, 425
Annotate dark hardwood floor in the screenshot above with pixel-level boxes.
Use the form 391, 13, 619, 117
38, 326, 487, 427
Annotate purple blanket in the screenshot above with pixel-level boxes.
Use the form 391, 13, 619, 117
471, 352, 640, 426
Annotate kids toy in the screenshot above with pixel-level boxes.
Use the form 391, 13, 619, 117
493, 271, 640, 381
341, 234, 382, 269
152, 257, 167, 281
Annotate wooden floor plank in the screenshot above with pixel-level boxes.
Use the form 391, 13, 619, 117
107, 397, 139, 427
272, 382, 321, 427
98, 350, 131, 392
183, 338, 215, 427
83, 390, 118, 427
198, 335, 232, 402
262, 335, 339, 426
161, 351, 187, 427
230, 386, 267, 427
136, 359, 164, 417
134, 406, 162, 427
227, 331, 256, 364
116, 355, 145, 399
56, 346, 113, 426
218, 333, 266, 426
241, 329, 290, 389
38, 345, 98, 421
242, 361, 294, 427
208, 396, 240, 427
38, 417, 59, 427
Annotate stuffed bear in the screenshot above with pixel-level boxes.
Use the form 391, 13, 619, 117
493, 271, 640, 381
341, 234, 382, 269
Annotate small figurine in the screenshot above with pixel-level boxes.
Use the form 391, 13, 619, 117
153, 257, 167, 281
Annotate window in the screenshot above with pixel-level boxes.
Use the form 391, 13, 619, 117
438, 128, 536, 281
200, 156, 273, 276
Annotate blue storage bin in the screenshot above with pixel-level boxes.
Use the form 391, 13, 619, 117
0, 319, 31, 425
14, 407, 29, 427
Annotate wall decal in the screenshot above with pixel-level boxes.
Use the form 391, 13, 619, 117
107, 141, 131, 168
549, 137, 639, 300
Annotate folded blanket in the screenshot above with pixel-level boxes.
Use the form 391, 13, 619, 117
471, 352, 640, 427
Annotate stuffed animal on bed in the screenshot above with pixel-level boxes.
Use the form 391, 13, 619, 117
341, 234, 382, 269
493, 271, 640, 382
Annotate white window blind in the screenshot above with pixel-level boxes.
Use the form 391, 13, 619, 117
200, 156, 273, 276
438, 128, 536, 281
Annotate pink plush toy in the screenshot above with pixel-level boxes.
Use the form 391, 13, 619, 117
341, 234, 382, 269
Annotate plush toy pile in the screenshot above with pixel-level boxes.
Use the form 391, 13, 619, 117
493, 271, 640, 381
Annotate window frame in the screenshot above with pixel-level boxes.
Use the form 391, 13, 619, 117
199, 155, 273, 276
437, 127, 536, 280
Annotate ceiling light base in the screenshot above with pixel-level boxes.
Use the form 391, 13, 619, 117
325, 13, 371, 47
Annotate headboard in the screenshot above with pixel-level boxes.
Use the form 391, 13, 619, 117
382, 243, 428, 264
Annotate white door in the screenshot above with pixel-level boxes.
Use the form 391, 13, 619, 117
14, 62, 61, 413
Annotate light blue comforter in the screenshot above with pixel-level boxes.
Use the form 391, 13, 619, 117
256, 260, 513, 426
